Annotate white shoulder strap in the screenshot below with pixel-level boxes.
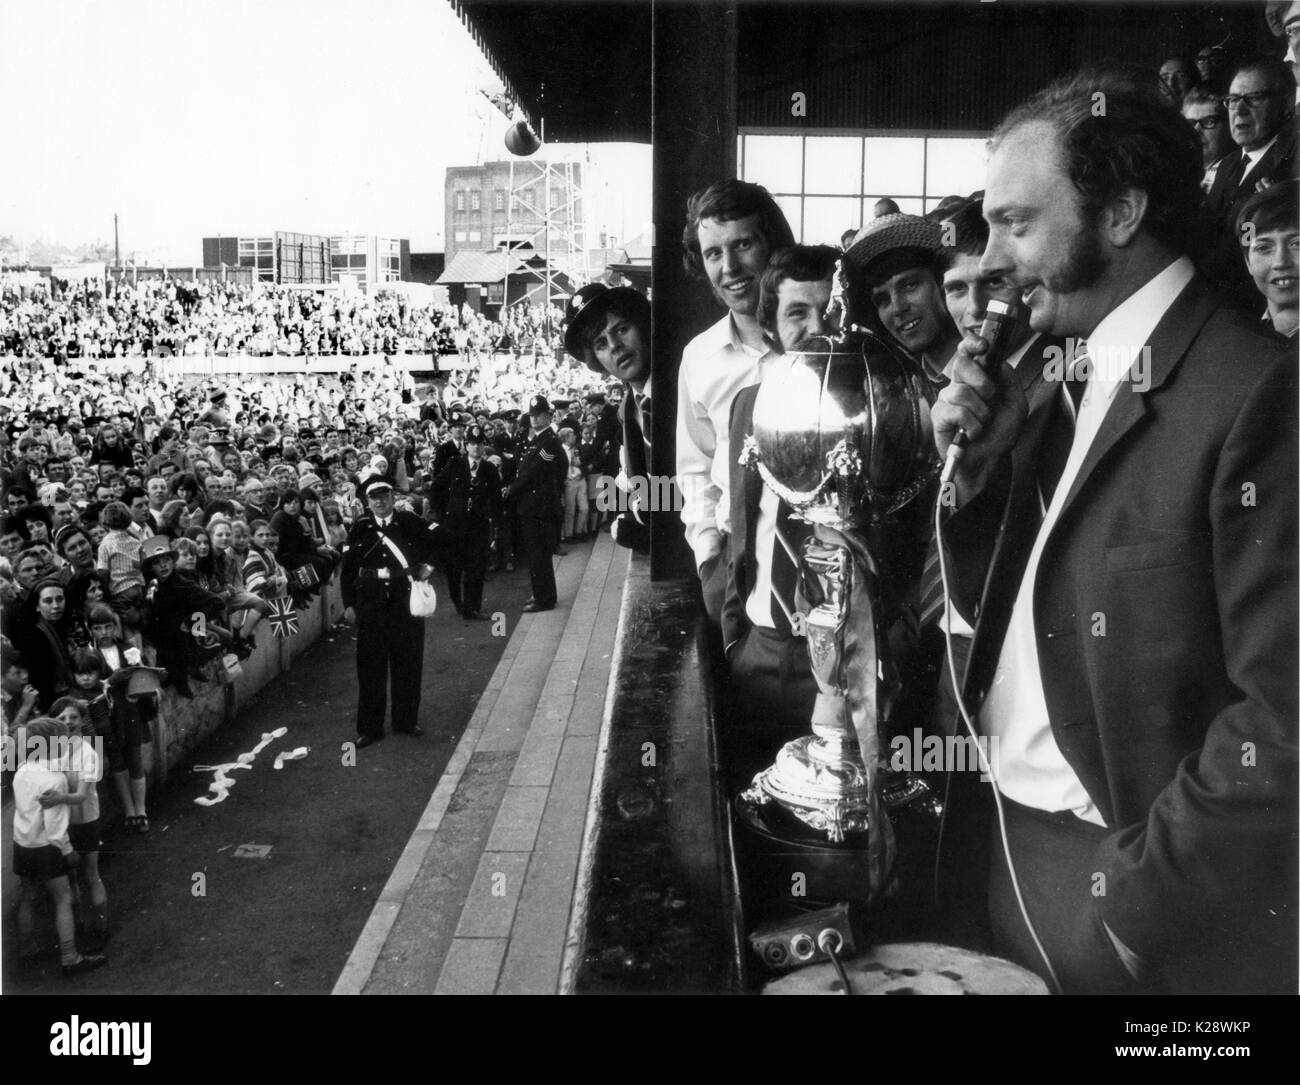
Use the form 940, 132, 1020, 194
377, 529, 409, 569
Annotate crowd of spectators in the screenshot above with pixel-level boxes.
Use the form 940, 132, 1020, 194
0, 272, 573, 363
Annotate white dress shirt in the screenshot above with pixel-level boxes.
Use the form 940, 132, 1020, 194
980, 256, 1195, 826
675, 314, 777, 571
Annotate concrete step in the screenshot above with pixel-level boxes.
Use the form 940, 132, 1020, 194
333, 531, 628, 995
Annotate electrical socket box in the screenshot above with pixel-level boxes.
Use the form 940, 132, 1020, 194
748, 902, 855, 972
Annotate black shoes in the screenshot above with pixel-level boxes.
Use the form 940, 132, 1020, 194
522, 601, 554, 613
463, 610, 487, 620
355, 734, 382, 749
62, 953, 108, 977
395, 726, 425, 738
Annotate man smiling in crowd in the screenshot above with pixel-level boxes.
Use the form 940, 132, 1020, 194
844, 213, 960, 379
675, 180, 794, 626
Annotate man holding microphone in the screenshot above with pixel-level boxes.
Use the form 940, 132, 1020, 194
930, 66, 1295, 994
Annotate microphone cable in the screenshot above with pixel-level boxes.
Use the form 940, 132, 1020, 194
932, 481, 1063, 996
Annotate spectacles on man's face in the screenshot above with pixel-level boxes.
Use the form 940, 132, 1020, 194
1221, 91, 1285, 110
1189, 113, 1226, 130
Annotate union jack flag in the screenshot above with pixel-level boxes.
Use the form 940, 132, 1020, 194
267, 596, 299, 639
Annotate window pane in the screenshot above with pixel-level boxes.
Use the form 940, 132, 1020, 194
863, 137, 924, 198
774, 194, 803, 240
804, 136, 861, 195
742, 134, 802, 194
926, 137, 989, 201
802, 197, 861, 247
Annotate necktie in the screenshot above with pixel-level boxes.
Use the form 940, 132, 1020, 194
917, 374, 952, 629
771, 499, 809, 636
637, 394, 653, 460
1038, 341, 1088, 508
1217, 151, 1247, 201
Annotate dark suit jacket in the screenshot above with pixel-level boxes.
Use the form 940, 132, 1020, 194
721, 384, 764, 658
1206, 120, 1300, 227
940, 274, 1297, 992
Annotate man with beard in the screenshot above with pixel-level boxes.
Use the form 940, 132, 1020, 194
931, 66, 1295, 994
719, 245, 839, 784
676, 180, 795, 628
844, 214, 960, 381
563, 283, 653, 552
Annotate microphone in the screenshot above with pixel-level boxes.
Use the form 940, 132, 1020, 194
940, 297, 1021, 482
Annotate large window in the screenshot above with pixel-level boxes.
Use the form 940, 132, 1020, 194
738, 130, 988, 245
471, 190, 481, 212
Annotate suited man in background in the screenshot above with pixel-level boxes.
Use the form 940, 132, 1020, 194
434, 423, 501, 620
1206, 57, 1298, 230
932, 66, 1296, 994
505, 396, 563, 613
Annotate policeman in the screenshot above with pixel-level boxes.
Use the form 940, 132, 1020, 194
433, 424, 502, 620
505, 395, 563, 612
340, 467, 450, 748
434, 411, 468, 475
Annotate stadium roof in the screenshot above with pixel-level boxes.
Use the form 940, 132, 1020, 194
437, 251, 532, 285
449, 0, 650, 144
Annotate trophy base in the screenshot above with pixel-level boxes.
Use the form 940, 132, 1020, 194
740, 734, 874, 844
733, 788, 889, 921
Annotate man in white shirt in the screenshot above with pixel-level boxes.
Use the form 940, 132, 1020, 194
675, 180, 794, 628
932, 66, 1295, 994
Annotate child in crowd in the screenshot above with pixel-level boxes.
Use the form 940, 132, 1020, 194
12, 715, 108, 976
96, 501, 144, 633
72, 631, 154, 834
49, 695, 110, 951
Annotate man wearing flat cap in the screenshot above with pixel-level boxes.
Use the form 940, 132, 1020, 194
340, 467, 452, 747
564, 282, 653, 553
505, 395, 564, 612
844, 213, 960, 379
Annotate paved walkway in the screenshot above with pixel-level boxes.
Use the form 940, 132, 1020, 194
334, 529, 627, 994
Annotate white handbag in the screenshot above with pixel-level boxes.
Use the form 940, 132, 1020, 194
377, 531, 438, 618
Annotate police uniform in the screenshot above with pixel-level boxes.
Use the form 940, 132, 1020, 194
340, 473, 450, 744
434, 411, 468, 475
433, 425, 502, 618
506, 396, 563, 612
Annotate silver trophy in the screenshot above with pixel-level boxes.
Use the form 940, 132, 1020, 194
736, 319, 939, 898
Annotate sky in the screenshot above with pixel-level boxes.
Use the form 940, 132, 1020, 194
0, 0, 651, 265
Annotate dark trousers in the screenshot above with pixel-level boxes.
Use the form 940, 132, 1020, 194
355, 600, 426, 737
445, 527, 490, 614
725, 624, 818, 788
988, 796, 1140, 995
519, 516, 557, 607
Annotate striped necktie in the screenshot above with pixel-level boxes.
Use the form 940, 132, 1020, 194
770, 499, 808, 636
